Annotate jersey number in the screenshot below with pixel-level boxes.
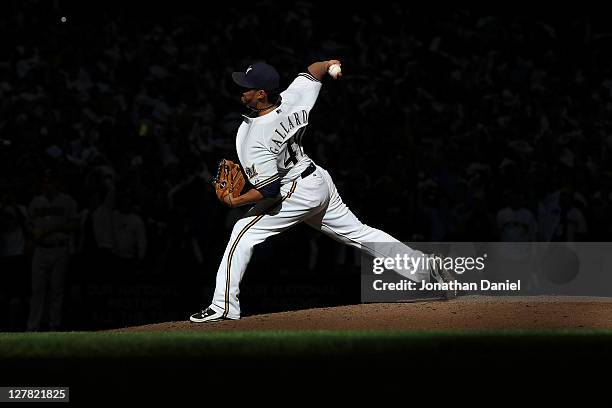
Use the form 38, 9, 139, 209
283, 128, 305, 167
284, 142, 299, 166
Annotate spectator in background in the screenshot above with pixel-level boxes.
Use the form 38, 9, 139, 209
494, 189, 539, 285
110, 192, 147, 273
90, 162, 116, 275
539, 188, 588, 242
0, 188, 29, 330
417, 178, 453, 241
497, 190, 538, 243
26, 170, 78, 331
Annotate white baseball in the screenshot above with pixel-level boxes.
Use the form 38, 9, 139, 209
328, 64, 341, 79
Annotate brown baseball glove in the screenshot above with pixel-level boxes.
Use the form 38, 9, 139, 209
214, 159, 246, 206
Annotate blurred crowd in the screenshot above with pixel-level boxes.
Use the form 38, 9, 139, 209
1, 2, 612, 330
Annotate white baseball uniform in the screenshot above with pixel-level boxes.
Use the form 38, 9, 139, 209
208, 72, 431, 319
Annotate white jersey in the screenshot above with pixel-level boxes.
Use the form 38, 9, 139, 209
235, 72, 322, 191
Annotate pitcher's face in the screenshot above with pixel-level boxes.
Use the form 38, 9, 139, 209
240, 89, 264, 108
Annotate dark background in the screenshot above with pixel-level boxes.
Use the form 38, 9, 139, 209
1, 1, 612, 330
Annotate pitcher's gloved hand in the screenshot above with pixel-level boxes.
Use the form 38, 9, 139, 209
214, 159, 246, 206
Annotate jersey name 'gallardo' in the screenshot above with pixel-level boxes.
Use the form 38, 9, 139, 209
270, 109, 309, 154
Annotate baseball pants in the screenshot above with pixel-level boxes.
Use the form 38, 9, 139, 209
209, 165, 430, 319
27, 246, 69, 331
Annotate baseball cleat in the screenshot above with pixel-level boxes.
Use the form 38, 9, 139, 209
429, 254, 458, 300
189, 307, 233, 323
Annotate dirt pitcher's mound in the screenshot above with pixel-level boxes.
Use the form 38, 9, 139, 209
109, 296, 612, 332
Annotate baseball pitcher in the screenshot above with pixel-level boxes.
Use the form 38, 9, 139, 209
190, 60, 453, 322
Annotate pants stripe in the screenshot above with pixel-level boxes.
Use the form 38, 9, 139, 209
222, 181, 297, 318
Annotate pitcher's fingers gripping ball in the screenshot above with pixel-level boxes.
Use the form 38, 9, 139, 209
328, 63, 342, 79
214, 159, 246, 206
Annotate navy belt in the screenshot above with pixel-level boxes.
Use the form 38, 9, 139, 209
300, 163, 316, 179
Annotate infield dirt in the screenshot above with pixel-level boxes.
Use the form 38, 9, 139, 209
108, 296, 612, 332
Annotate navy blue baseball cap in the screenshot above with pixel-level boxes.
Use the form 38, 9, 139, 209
232, 62, 279, 91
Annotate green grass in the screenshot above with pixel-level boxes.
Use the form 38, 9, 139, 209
2, 330, 612, 359
2, 330, 611, 392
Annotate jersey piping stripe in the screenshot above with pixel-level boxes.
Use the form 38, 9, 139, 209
254, 174, 280, 189
222, 181, 298, 318
298, 72, 320, 83
298, 72, 321, 83
255, 177, 280, 190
